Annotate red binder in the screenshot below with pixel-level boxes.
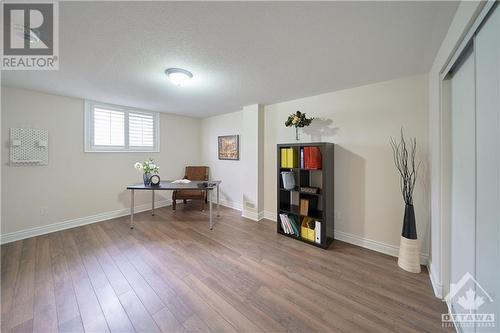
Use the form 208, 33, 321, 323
304, 147, 322, 169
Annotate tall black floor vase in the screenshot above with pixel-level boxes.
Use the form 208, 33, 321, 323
398, 204, 421, 273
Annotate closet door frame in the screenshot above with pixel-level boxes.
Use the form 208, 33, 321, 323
438, 1, 498, 329
438, 1, 497, 299
449, 43, 478, 333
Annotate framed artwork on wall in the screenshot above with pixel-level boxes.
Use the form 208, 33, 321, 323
218, 135, 239, 160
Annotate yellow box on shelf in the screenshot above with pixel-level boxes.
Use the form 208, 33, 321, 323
287, 148, 297, 168
280, 148, 297, 168
301, 217, 316, 242
280, 148, 288, 168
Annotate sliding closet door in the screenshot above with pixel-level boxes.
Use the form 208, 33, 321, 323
475, 6, 500, 328
450, 45, 476, 328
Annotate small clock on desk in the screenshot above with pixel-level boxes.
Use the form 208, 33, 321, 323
150, 175, 160, 186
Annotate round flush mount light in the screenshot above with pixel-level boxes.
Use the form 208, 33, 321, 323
165, 68, 193, 86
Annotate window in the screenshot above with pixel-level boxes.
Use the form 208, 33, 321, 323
85, 101, 159, 152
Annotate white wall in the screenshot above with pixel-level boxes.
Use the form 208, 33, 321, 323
3, 76, 430, 264
200, 110, 244, 210
241, 104, 265, 219
1, 86, 201, 240
200, 75, 429, 258
264, 74, 430, 258
0, 78, 2, 236
428, 1, 484, 298
4, 74, 432, 269
200, 105, 265, 221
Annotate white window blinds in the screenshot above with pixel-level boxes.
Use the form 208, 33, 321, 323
93, 107, 125, 146
85, 101, 159, 152
129, 112, 154, 147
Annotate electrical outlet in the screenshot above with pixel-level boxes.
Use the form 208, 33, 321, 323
40, 206, 49, 216
334, 210, 342, 220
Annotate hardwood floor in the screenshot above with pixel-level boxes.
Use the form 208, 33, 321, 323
1, 204, 450, 332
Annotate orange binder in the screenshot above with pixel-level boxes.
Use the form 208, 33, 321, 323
304, 147, 322, 169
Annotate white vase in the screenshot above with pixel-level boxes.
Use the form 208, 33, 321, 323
397, 236, 421, 273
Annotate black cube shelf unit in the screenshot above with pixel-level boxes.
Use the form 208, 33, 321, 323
277, 142, 334, 249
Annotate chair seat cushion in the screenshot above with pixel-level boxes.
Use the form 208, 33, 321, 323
175, 189, 205, 199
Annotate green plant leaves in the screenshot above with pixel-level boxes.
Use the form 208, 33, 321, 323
285, 111, 314, 128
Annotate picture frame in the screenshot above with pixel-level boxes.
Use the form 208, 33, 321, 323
218, 135, 239, 160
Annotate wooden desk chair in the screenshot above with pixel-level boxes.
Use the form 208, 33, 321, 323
172, 166, 209, 211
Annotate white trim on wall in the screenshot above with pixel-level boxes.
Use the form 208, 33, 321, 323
263, 210, 277, 221
335, 230, 429, 265
210, 198, 243, 211
2, 194, 429, 270
226, 198, 433, 264
261, 208, 429, 265
84, 100, 161, 153
440, 1, 494, 79
1, 200, 171, 244
428, 262, 444, 298
1, 197, 243, 244
241, 210, 265, 222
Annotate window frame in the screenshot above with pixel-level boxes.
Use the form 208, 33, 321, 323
84, 100, 160, 153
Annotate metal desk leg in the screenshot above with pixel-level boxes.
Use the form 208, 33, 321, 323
152, 189, 155, 216
130, 189, 135, 229
209, 190, 213, 230
217, 184, 220, 217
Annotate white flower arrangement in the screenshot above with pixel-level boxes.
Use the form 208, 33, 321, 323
134, 158, 159, 174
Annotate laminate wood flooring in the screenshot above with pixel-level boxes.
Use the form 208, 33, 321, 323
1, 204, 451, 332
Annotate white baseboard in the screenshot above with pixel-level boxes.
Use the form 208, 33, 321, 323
335, 230, 429, 265
259, 211, 429, 265
0, 200, 171, 244
263, 210, 277, 221
208, 198, 262, 222
243, 209, 272, 222
428, 261, 444, 298
208, 199, 276, 223
209, 198, 242, 211
242, 209, 259, 221
2, 200, 429, 270
198, 198, 276, 224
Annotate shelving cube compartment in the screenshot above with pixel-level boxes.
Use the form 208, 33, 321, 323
277, 142, 334, 249
9, 128, 49, 166
300, 218, 316, 242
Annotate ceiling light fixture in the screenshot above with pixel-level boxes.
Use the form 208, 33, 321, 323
165, 68, 193, 86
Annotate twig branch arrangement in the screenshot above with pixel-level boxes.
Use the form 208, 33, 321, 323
390, 129, 420, 205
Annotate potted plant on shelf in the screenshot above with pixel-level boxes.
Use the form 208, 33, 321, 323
390, 129, 421, 273
134, 159, 160, 186
285, 111, 314, 141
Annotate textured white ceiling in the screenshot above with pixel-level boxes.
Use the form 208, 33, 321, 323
1, 1, 458, 117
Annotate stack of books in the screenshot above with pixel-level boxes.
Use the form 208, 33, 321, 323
301, 147, 322, 169
279, 213, 299, 236
280, 148, 297, 168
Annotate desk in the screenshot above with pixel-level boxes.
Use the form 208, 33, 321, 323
126, 180, 221, 230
